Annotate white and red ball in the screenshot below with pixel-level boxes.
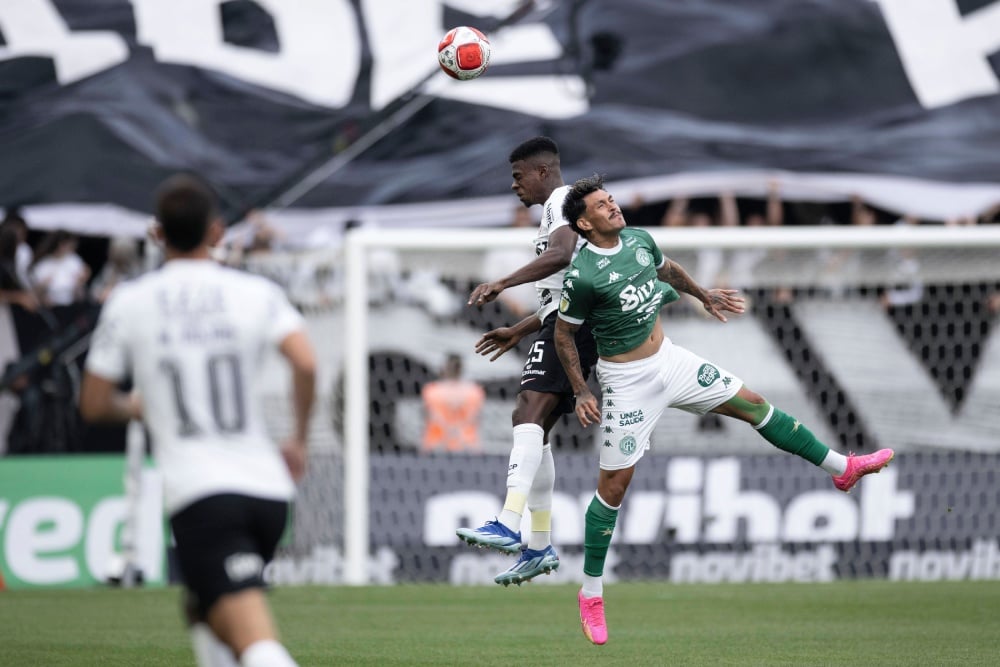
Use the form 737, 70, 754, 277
437, 26, 491, 80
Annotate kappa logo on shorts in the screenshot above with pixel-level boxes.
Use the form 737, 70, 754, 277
225, 552, 263, 582
619, 434, 637, 456
697, 363, 720, 387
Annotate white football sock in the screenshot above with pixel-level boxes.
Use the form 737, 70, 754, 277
527, 443, 554, 550
240, 640, 298, 667
190, 623, 238, 667
581, 575, 603, 599
498, 423, 544, 531
820, 450, 849, 476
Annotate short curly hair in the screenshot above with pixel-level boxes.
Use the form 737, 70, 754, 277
561, 174, 605, 235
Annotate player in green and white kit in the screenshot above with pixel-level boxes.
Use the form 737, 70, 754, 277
554, 176, 895, 646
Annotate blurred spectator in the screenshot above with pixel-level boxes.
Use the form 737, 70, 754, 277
816, 196, 874, 296
2, 209, 33, 289
729, 183, 787, 296
90, 236, 143, 303
880, 214, 924, 309
481, 206, 539, 318
346, 218, 403, 308
421, 353, 485, 454
30, 230, 90, 306
0, 224, 38, 311
660, 194, 730, 296
244, 209, 283, 256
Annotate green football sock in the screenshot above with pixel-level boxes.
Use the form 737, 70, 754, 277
756, 407, 829, 466
583, 495, 619, 577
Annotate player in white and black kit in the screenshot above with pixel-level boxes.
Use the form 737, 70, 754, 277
80, 175, 316, 667
457, 137, 599, 586
554, 175, 895, 645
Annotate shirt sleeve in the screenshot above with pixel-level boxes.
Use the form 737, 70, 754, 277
263, 280, 306, 346
557, 267, 593, 325
84, 288, 131, 382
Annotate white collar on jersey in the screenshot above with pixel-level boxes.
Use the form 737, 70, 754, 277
584, 238, 623, 256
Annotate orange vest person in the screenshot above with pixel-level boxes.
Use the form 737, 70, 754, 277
422, 354, 486, 453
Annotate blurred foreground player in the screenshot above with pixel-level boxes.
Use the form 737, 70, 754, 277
80, 174, 316, 667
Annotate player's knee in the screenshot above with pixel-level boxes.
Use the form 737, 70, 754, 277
511, 392, 552, 426
597, 475, 630, 507
740, 390, 770, 424
718, 388, 770, 424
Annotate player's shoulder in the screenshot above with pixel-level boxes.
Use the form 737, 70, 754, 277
213, 262, 283, 293
541, 185, 572, 216
563, 253, 594, 286
623, 226, 655, 244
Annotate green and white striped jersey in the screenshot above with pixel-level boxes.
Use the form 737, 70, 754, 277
557, 227, 679, 356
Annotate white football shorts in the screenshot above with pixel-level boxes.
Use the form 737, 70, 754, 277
594, 337, 743, 470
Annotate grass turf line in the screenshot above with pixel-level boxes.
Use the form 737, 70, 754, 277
1, 581, 997, 666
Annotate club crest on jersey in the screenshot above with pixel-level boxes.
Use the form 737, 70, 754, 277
635, 248, 652, 266
619, 433, 637, 456
697, 363, 720, 387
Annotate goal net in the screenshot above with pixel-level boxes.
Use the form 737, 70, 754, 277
244, 224, 1000, 585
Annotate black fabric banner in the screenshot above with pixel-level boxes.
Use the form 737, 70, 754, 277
1, 0, 999, 226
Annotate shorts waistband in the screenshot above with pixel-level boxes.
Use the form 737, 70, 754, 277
596, 337, 671, 370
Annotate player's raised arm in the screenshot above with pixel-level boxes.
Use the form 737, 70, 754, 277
656, 259, 745, 322
554, 318, 600, 427
468, 225, 578, 306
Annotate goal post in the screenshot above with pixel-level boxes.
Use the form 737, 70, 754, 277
338, 223, 1000, 584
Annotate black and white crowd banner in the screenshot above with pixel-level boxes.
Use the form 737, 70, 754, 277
1, 0, 999, 237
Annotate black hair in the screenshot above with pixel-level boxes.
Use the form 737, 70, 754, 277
155, 174, 218, 252
562, 174, 606, 235
0, 224, 19, 262
2, 207, 27, 230
508, 136, 559, 164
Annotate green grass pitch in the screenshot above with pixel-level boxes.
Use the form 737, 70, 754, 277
2, 581, 998, 666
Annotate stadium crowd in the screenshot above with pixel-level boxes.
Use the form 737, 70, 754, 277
0, 192, 998, 457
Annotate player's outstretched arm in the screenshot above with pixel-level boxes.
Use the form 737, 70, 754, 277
657, 259, 745, 322
278, 329, 316, 481
555, 318, 601, 427
474, 313, 542, 362
468, 225, 578, 306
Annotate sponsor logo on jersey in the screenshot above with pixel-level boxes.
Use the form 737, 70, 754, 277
569, 268, 580, 277
697, 363, 720, 387
619, 434, 638, 456
619, 279, 659, 312
635, 248, 652, 266
597, 257, 611, 269
608, 271, 621, 283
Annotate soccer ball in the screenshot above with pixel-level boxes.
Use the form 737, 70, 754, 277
437, 26, 491, 80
